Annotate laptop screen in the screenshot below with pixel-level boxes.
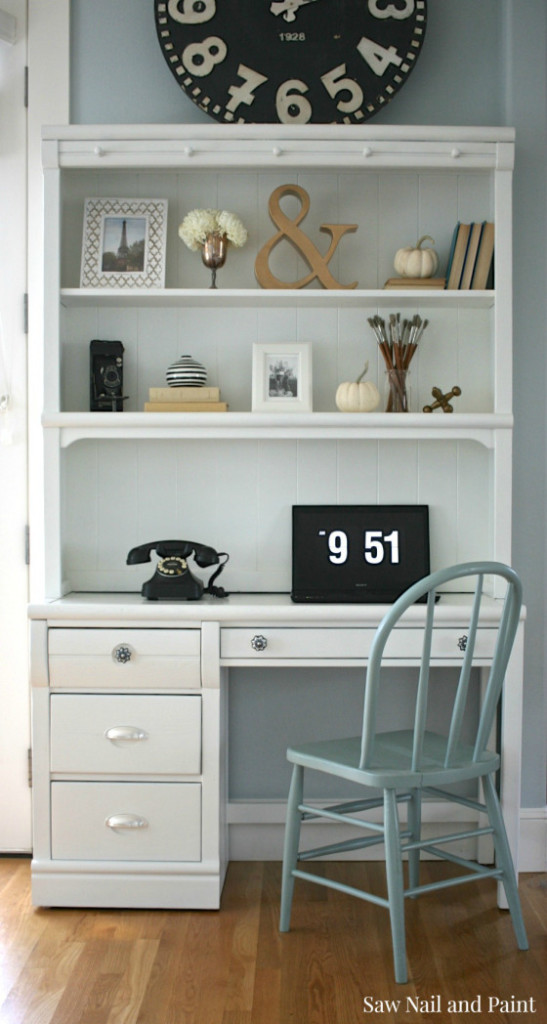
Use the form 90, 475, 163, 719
291, 504, 430, 603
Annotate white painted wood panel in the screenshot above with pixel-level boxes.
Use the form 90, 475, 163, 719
51, 781, 201, 861
59, 168, 493, 295
48, 627, 201, 689
59, 303, 493, 414
220, 626, 498, 661
0, 0, 32, 851
61, 438, 491, 593
50, 694, 201, 774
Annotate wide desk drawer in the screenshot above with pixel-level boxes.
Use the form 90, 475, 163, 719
50, 694, 201, 775
220, 627, 497, 661
48, 629, 201, 690
51, 781, 201, 861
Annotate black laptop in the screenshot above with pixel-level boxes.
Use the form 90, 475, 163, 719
291, 504, 430, 604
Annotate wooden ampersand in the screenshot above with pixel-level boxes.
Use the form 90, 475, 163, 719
423, 386, 462, 413
255, 184, 358, 290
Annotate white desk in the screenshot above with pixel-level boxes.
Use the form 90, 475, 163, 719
28, 593, 525, 909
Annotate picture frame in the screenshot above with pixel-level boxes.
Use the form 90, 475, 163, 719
252, 342, 312, 413
80, 197, 168, 288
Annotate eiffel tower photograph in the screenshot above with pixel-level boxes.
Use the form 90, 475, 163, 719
101, 214, 146, 272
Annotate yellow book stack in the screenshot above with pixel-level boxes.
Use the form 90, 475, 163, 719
144, 386, 228, 412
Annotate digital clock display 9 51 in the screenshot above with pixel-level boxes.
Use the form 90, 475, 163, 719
291, 504, 430, 603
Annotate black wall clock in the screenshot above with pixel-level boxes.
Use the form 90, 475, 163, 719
154, 1, 427, 125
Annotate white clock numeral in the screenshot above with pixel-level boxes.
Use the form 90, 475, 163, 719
226, 64, 268, 113
321, 64, 364, 114
357, 35, 403, 76
384, 529, 400, 563
168, 0, 216, 24
364, 529, 400, 565
276, 79, 312, 123
182, 35, 227, 76
325, 530, 348, 565
368, 0, 415, 19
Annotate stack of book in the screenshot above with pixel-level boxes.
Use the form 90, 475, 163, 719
445, 221, 495, 290
144, 385, 228, 412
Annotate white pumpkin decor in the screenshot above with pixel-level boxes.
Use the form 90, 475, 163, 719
336, 362, 380, 413
394, 235, 439, 278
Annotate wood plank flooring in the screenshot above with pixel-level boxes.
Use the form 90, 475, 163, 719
0, 858, 545, 1024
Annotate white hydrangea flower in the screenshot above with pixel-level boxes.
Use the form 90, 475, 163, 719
178, 209, 248, 250
217, 210, 248, 248
178, 209, 220, 250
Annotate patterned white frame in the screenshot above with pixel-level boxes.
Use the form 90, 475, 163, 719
252, 342, 312, 413
80, 197, 168, 288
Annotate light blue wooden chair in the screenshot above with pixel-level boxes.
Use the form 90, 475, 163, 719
279, 562, 528, 984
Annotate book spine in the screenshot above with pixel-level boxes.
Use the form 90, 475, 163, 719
459, 222, 484, 290
446, 223, 471, 289
471, 222, 495, 289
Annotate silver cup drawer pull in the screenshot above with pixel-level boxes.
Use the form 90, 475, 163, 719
113, 644, 133, 664
105, 726, 148, 743
105, 813, 148, 831
251, 634, 268, 652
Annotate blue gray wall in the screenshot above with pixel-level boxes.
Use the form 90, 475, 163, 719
69, 0, 547, 809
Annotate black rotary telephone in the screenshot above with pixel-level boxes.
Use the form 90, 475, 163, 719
126, 540, 229, 600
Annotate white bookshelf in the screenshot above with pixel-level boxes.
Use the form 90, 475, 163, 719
27, 127, 520, 909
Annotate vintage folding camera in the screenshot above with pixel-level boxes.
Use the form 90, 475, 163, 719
90, 339, 126, 411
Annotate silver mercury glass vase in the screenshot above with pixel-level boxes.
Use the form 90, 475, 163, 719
201, 231, 228, 288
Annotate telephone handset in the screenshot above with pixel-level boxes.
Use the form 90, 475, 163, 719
126, 540, 229, 600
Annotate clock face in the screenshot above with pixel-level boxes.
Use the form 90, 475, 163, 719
154, 0, 427, 125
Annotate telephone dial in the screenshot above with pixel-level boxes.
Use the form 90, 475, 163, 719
126, 540, 229, 600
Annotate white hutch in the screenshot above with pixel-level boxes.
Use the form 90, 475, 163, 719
29, 125, 523, 908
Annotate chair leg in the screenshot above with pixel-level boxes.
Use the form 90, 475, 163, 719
407, 787, 422, 892
280, 763, 304, 932
384, 788, 408, 984
482, 773, 528, 950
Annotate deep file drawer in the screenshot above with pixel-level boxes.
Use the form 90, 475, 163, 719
48, 628, 201, 689
50, 694, 201, 775
51, 782, 201, 861
220, 627, 498, 661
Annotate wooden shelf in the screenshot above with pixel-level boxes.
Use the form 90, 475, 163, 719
43, 411, 512, 449
60, 287, 495, 310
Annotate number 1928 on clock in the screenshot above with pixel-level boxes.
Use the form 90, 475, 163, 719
155, 0, 427, 125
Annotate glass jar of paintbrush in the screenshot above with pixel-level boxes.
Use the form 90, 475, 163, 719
367, 313, 429, 413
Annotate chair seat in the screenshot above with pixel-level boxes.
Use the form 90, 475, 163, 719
287, 729, 500, 789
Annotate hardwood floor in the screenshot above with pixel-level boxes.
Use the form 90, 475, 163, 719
0, 858, 545, 1024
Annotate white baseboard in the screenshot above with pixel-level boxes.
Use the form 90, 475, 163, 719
228, 801, 547, 871
519, 807, 547, 871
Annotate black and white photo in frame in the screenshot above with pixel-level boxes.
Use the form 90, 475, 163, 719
252, 342, 312, 413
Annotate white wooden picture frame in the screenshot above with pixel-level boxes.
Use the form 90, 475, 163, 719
80, 197, 168, 288
252, 342, 312, 413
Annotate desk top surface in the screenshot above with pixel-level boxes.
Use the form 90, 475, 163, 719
28, 591, 522, 628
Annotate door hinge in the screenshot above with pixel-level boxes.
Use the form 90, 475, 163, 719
25, 525, 30, 565
24, 66, 28, 108
23, 293, 28, 334
27, 748, 32, 788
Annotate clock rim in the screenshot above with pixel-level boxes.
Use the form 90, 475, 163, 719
153, 0, 428, 126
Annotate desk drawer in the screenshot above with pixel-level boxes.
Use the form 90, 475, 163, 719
50, 695, 201, 775
48, 629, 201, 690
51, 782, 201, 861
220, 627, 498, 661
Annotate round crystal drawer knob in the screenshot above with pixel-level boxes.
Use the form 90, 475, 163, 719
251, 634, 268, 652
113, 644, 133, 664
